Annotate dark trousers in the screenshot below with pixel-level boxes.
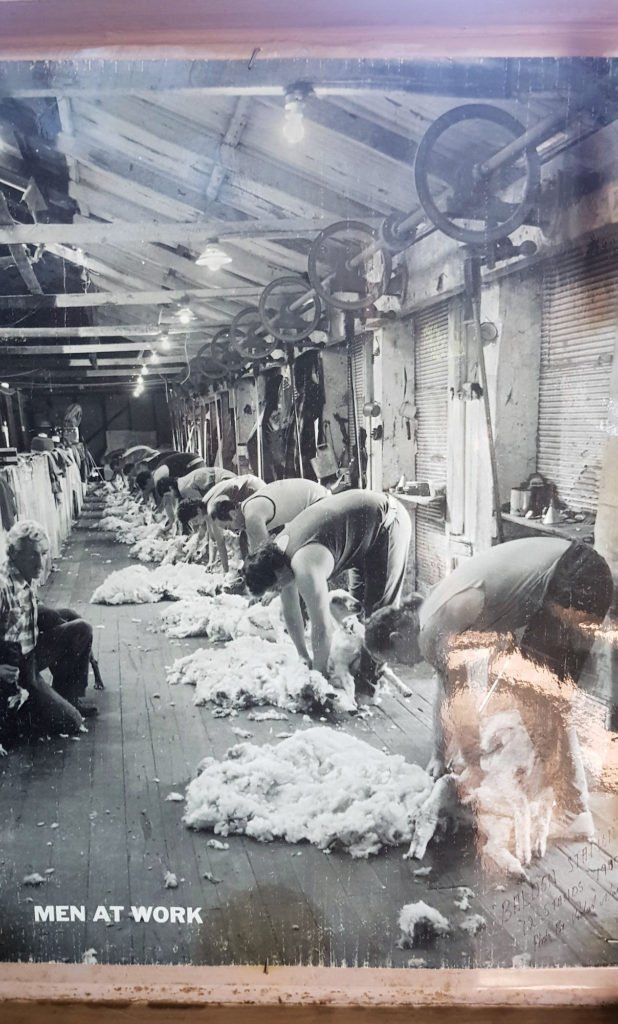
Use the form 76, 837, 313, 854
348, 497, 412, 616
36, 605, 93, 704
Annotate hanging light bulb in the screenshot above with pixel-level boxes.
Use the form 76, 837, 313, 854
159, 333, 171, 350
282, 84, 312, 145
141, 365, 149, 376
150, 351, 159, 364
195, 244, 232, 271
283, 93, 305, 144
177, 306, 194, 325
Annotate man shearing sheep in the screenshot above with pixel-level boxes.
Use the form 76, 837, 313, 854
177, 474, 264, 572
243, 490, 411, 676
156, 466, 235, 532
210, 478, 330, 553
135, 450, 204, 503
364, 537, 613, 839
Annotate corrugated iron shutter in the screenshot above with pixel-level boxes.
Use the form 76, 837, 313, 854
538, 237, 617, 512
349, 333, 367, 437
414, 302, 449, 593
348, 333, 369, 484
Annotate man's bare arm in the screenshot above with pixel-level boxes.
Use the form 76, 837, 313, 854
243, 502, 271, 553
208, 517, 229, 573
294, 561, 335, 676
280, 581, 311, 663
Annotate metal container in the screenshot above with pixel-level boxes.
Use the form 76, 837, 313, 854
510, 488, 531, 515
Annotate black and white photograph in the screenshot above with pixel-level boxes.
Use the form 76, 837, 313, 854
0, 50, 616, 974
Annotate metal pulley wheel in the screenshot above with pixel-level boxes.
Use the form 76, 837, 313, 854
208, 328, 245, 372
258, 275, 322, 343
192, 348, 228, 381
414, 103, 541, 244
230, 305, 277, 360
307, 220, 392, 312
377, 212, 417, 254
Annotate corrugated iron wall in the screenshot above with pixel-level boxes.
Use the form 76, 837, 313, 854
414, 300, 449, 592
538, 235, 617, 512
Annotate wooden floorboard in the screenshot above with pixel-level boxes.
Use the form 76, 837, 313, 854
0, 498, 616, 969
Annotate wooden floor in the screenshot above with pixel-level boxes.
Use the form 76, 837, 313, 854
0, 497, 617, 969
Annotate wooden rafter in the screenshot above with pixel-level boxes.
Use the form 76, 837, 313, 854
0, 193, 43, 294
0, 286, 262, 311
0, 58, 596, 99
206, 96, 252, 202
0, 324, 225, 338
0, 215, 352, 246
0, 343, 191, 354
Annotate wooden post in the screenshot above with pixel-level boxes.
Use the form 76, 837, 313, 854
465, 252, 504, 543
14, 389, 27, 451
288, 350, 304, 479
255, 376, 263, 480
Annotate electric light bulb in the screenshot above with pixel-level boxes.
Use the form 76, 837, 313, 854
196, 245, 232, 271
283, 105, 305, 144
141, 365, 149, 376
150, 352, 159, 363
159, 334, 171, 350
177, 306, 194, 325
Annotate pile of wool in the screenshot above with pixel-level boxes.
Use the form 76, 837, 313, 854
150, 562, 220, 600
90, 564, 160, 605
98, 498, 154, 545
397, 902, 451, 946
160, 594, 285, 643
182, 531, 210, 564
168, 636, 341, 713
101, 494, 146, 519
183, 727, 435, 858
160, 593, 250, 639
234, 597, 285, 643
98, 515, 140, 544
91, 563, 223, 605
130, 530, 187, 564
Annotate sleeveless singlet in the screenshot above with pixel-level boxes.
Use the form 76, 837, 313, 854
278, 490, 394, 576
418, 536, 572, 658
204, 474, 263, 514
242, 479, 328, 532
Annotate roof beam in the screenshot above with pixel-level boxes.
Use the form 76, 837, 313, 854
0, 194, 43, 295
59, 109, 384, 220
0, 59, 602, 99
206, 96, 252, 203
0, 286, 262, 311
0, 216, 343, 247
66, 358, 185, 368
0, 342, 190, 354
0, 324, 225, 338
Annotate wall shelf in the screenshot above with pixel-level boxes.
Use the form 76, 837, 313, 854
502, 512, 595, 543
390, 490, 446, 509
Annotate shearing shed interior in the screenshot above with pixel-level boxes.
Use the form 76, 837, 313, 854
0, 53, 617, 971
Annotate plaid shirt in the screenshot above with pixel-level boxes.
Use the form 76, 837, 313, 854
0, 562, 38, 655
